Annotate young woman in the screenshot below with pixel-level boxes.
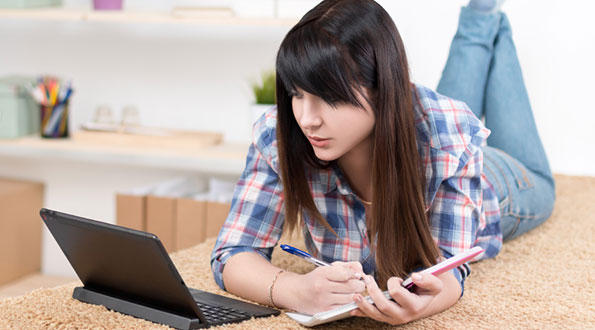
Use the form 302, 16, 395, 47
211, 0, 555, 324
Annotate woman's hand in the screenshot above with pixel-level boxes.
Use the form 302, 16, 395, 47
290, 261, 365, 315
350, 273, 447, 325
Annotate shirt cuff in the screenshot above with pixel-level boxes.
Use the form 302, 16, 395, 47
451, 266, 466, 297
441, 249, 469, 298
211, 246, 273, 291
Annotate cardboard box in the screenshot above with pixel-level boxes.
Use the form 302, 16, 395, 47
116, 177, 230, 253
206, 201, 231, 239
175, 198, 207, 251
119, 194, 208, 252
146, 195, 177, 252
0, 177, 44, 285
145, 197, 226, 252
116, 194, 146, 231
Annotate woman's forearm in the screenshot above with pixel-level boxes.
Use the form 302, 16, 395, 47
221, 251, 301, 310
223, 252, 367, 315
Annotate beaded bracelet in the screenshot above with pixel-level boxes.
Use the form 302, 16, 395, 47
269, 269, 285, 309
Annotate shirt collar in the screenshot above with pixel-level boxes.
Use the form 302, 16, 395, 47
310, 162, 354, 197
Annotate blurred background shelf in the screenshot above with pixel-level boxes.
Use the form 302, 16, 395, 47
0, 134, 248, 175
0, 8, 299, 27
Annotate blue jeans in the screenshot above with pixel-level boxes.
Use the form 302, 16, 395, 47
436, 7, 556, 241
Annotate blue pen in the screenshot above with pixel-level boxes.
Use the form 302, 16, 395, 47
59, 84, 73, 106
280, 244, 331, 267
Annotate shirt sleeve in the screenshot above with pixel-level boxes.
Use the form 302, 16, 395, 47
210, 142, 285, 290
429, 140, 485, 297
442, 249, 470, 297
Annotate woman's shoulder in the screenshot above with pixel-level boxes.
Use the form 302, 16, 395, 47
251, 106, 280, 172
412, 83, 489, 159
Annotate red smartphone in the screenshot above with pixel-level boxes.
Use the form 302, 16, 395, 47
401, 246, 484, 291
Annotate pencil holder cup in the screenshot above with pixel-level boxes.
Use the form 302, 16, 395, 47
40, 102, 69, 138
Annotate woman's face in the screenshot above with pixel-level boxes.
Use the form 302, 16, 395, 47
291, 87, 375, 162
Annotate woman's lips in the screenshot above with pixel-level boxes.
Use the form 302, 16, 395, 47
308, 136, 330, 148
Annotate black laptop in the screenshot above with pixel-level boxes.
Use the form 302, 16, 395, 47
40, 208, 279, 329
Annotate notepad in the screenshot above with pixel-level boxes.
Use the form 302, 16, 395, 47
286, 291, 392, 327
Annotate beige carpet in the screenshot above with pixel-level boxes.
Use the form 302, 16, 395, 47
1, 175, 593, 329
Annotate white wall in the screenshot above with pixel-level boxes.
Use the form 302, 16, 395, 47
379, 0, 595, 176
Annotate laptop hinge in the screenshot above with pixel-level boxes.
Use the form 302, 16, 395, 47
72, 286, 204, 329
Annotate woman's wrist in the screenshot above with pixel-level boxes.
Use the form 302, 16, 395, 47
268, 269, 285, 308
270, 270, 303, 311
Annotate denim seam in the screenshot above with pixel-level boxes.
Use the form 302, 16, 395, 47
486, 149, 548, 218
485, 152, 549, 220
491, 150, 552, 218
506, 212, 545, 220
483, 155, 504, 195
488, 151, 521, 236
508, 216, 521, 238
503, 150, 534, 190
483, 155, 508, 209
484, 152, 514, 212
483, 151, 525, 238
493, 148, 535, 190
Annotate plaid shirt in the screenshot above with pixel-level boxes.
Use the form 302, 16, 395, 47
211, 84, 502, 293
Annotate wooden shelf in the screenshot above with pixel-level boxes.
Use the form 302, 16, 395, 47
0, 8, 298, 27
0, 134, 249, 175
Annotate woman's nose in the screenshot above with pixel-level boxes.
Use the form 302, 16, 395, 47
299, 99, 323, 129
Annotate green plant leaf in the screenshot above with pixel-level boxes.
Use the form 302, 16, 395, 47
251, 70, 276, 105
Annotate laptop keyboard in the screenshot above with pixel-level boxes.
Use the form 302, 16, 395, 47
188, 289, 251, 325
194, 302, 250, 323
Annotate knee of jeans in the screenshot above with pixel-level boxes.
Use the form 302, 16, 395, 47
539, 169, 556, 187
495, 150, 535, 191
541, 172, 556, 198
541, 176, 556, 218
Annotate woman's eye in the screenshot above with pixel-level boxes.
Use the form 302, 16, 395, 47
289, 91, 303, 99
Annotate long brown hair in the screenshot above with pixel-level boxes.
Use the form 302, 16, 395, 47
275, 0, 439, 288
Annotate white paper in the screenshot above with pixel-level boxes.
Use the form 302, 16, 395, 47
285, 292, 391, 327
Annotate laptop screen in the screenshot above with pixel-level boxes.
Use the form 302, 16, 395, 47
41, 208, 201, 318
